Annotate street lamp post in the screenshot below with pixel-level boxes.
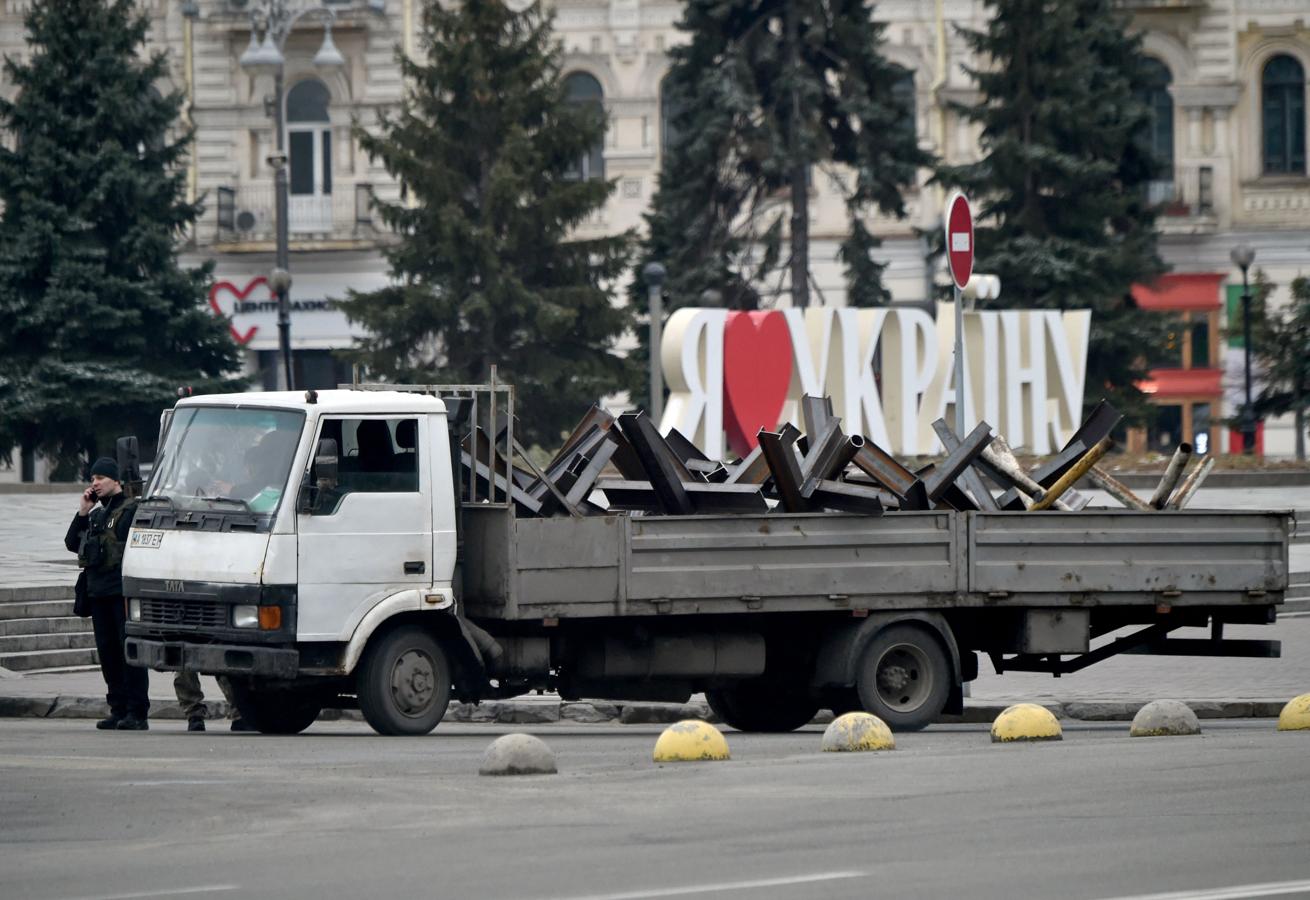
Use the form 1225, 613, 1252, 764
1230, 243, 1257, 455
239, 0, 355, 391
642, 262, 667, 423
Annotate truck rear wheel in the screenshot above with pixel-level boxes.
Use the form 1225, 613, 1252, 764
357, 626, 451, 736
855, 624, 951, 732
705, 682, 819, 733
229, 683, 322, 735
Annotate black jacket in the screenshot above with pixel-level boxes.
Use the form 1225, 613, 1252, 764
65, 492, 136, 599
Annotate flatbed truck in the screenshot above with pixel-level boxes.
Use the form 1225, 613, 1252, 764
123, 385, 1290, 735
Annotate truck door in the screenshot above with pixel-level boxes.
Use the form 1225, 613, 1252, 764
296, 416, 433, 640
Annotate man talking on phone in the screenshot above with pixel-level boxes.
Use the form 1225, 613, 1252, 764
65, 457, 149, 730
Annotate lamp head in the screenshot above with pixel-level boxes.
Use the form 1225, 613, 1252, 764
240, 29, 285, 75
642, 261, 667, 288
1230, 243, 1255, 273
313, 24, 346, 69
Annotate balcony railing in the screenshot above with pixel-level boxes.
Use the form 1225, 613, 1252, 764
214, 182, 378, 244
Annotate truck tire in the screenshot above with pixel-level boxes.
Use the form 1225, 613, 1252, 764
229, 683, 322, 735
705, 682, 819, 733
855, 624, 951, 732
357, 625, 452, 736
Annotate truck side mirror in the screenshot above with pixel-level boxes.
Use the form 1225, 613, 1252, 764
315, 438, 339, 490
116, 435, 141, 484
298, 438, 340, 515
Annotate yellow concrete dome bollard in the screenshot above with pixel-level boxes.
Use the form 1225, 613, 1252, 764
990, 703, 1063, 743
821, 712, 895, 752
1277, 693, 1310, 731
653, 719, 730, 762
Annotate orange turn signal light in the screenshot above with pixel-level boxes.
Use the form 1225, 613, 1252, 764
258, 606, 282, 630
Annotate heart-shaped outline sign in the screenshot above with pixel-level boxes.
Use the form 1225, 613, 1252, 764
722, 310, 794, 458
208, 277, 267, 345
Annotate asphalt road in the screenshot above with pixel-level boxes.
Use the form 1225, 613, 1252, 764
1, 720, 1307, 900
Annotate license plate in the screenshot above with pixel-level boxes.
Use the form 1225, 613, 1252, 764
130, 530, 164, 549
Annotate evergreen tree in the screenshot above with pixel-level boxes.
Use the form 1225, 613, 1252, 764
939, 0, 1169, 423
631, 0, 929, 321
340, 0, 633, 447
1254, 276, 1310, 460
0, 0, 241, 480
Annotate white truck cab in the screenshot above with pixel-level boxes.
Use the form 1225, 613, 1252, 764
124, 389, 471, 733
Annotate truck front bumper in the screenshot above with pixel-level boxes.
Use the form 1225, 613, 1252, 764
125, 637, 299, 679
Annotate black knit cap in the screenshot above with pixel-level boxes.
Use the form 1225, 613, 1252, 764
89, 457, 120, 482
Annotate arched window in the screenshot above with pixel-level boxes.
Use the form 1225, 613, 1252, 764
285, 79, 333, 231
891, 68, 916, 141
1262, 55, 1306, 175
564, 72, 604, 180
1139, 57, 1174, 202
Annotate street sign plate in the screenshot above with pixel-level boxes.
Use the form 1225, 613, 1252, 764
945, 192, 974, 290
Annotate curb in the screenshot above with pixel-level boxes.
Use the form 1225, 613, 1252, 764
0, 695, 1291, 725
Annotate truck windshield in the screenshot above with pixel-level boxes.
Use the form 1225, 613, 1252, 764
148, 407, 305, 514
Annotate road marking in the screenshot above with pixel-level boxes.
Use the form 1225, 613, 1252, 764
56, 887, 239, 900
1094, 878, 1310, 900
540, 871, 867, 900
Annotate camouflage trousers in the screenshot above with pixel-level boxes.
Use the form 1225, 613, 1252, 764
173, 671, 239, 721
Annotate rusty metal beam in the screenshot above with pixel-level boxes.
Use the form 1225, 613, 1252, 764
757, 428, 809, 512
564, 437, 620, 508
930, 419, 999, 511
925, 421, 993, 501
811, 479, 886, 516
616, 412, 695, 515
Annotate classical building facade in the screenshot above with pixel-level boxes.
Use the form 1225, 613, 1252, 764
1, 0, 1307, 460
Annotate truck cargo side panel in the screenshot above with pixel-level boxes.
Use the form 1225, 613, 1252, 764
968, 511, 1289, 600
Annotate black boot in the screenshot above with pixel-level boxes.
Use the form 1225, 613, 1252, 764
96, 714, 124, 730
187, 717, 206, 732
230, 718, 254, 732
117, 714, 149, 731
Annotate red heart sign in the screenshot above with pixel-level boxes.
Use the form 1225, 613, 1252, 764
208, 277, 266, 345
722, 311, 794, 458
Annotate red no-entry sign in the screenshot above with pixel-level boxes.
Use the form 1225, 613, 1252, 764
945, 192, 974, 291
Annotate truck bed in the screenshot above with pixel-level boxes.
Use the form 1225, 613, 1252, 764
460, 508, 1290, 620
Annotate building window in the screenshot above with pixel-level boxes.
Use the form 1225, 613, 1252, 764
1262, 54, 1306, 175
892, 68, 916, 142
564, 72, 604, 180
660, 74, 686, 162
286, 78, 333, 232
1139, 57, 1174, 203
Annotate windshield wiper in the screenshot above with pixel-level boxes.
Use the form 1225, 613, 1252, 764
196, 493, 252, 511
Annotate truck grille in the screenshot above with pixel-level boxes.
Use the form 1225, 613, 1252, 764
137, 599, 228, 628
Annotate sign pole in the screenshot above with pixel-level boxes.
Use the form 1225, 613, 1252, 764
944, 191, 975, 441
954, 283, 965, 438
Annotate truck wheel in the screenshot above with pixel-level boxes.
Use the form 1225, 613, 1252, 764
229, 684, 322, 735
705, 682, 819, 733
357, 626, 451, 736
855, 624, 952, 732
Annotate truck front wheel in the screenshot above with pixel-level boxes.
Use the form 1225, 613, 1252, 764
228, 683, 322, 735
705, 681, 819, 733
855, 624, 952, 732
357, 626, 452, 736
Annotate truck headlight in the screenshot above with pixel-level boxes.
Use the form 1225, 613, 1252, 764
232, 605, 259, 628
129, 599, 141, 622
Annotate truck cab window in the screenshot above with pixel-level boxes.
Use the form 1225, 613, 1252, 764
312, 418, 419, 507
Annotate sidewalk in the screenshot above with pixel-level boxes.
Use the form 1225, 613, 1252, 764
2, 486, 1307, 726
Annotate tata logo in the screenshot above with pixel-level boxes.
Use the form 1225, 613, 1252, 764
164, 580, 185, 594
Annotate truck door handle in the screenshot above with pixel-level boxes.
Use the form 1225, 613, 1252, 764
404, 561, 426, 575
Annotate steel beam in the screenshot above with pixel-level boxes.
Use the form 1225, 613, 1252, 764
930, 419, 999, 511
757, 428, 809, 512
617, 412, 695, 515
